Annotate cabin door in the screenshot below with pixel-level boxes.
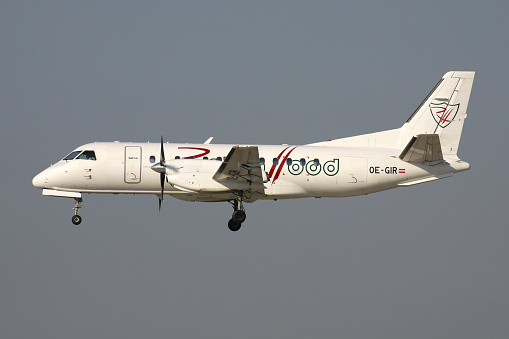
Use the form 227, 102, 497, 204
125, 146, 142, 183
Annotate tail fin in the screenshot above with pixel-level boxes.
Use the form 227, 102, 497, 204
307, 71, 475, 155
401, 71, 475, 156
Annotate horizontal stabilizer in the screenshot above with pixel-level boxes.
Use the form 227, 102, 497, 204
399, 134, 443, 163
398, 173, 452, 186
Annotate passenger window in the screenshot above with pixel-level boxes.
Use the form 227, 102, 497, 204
77, 150, 96, 160
150, 155, 156, 163
260, 157, 265, 165
63, 151, 82, 161
203, 156, 208, 160
273, 158, 279, 166
286, 158, 292, 165
216, 157, 222, 161
175, 156, 180, 159
300, 158, 306, 166
313, 158, 320, 165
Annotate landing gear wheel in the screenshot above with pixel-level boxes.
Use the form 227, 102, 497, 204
72, 215, 82, 225
227, 193, 247, 231
232, 209, 246, 223
72, 198, 83, 225
228, 219, 242, 232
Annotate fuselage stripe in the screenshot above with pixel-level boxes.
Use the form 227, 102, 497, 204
268, 146, 290, 179
272, 147, 297, 184
178, 147, 211, 159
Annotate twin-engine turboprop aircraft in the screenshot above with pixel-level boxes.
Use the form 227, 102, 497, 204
33, 71, 474, 231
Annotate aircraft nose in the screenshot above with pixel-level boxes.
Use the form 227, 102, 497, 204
32, 171, 47, 189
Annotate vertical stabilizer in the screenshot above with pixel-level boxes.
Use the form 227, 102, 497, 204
401, 71, 475, 155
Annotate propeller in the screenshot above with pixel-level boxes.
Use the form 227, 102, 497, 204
151, 135, 181, 210
159, 135, 165, 210
150, 135, 167, 211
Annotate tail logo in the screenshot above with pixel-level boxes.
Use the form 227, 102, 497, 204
430, 101, 460, 128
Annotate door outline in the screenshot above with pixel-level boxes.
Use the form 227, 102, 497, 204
124, 146, 142, 183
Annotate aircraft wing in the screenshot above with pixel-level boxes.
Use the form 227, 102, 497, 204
212, 146, 266, 191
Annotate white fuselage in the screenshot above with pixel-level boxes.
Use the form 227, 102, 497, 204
32, 141, 470, 202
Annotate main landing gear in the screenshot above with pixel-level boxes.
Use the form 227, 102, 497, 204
228, 198, 246, 232
71, 198, 83, 225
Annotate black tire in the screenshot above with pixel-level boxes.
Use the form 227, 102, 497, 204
72, 215, 82, 225
228, 219, 242, 232
232, 209, 246, 223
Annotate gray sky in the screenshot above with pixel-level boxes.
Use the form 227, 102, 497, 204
1, 1, 508, 338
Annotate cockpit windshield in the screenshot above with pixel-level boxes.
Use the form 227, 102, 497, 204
63, 151, 82, 161
62, 150, 97, 161
77, 150, 96, 160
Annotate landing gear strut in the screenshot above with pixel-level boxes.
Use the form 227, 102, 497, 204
72, 198, 83, 225
228, 196, 246, 232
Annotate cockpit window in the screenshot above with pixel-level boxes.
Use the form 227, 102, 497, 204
76, 150, 97, 160
63, 151, 82, 161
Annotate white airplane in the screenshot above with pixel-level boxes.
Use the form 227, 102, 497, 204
33, 71, 474, 231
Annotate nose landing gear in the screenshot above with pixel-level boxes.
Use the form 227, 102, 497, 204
71, 198, 83, 225
228, 197, 246, 232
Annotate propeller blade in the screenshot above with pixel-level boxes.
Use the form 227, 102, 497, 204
160, 173, 165, 199
160, 134, 166, 166
159, 135, 166, 211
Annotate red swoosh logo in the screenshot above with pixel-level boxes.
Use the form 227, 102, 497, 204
178, 147, 211, 159
272, 147, 297, 184
268, 147, 290, 179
